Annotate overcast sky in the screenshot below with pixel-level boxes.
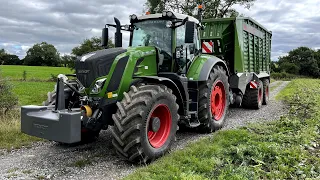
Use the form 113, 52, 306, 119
1, 0, 319, 61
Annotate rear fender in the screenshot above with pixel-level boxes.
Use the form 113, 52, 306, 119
187, 55, 229, 81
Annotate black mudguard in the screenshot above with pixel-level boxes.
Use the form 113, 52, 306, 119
198, 56, 229, 81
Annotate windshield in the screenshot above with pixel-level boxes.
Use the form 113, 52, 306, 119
132, 20, 172, 54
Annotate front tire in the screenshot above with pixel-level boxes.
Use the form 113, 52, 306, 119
110, 84, 179, 163
198, 65, 229, 133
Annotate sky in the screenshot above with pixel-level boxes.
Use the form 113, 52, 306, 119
0, 0, 319, 61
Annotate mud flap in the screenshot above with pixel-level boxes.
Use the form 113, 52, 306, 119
21, 106, 81, 144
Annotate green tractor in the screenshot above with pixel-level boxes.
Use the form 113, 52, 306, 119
21, 10, 272, 163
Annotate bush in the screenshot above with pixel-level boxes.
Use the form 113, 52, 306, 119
0, 69, 18, 114
271, 72, 304, 80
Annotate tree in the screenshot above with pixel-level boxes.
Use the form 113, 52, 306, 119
72, 37, 114, 57
1, 54, 21, 65
270, 61, 280, 73
280, 62, 300, 74
60, 54, 76, 68
0, 49, 6, 65
145, 0, 255, 18
278, 47, 320, 78
23, 42, 60, 67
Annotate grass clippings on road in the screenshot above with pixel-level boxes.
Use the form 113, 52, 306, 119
125, 79, 320, 180
0, 111, 42, 150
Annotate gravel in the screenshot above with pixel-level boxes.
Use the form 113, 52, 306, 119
0, 81, 290, 180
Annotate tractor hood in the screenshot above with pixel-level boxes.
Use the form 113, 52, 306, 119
75, 48, 127, 87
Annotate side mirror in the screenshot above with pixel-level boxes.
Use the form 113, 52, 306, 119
185, 21, 195, 43
101, 27, 109, 48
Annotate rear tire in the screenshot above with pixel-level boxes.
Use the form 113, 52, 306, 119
242, 80, 263, 109
197, 65, 229, 133
262, 79, 270, 105
110, 84, 179, 164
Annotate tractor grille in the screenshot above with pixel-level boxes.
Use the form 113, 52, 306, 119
75, 48, 126, 87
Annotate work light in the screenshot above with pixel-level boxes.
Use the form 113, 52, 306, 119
166, 11, 173, 17
130, 14, 137, 21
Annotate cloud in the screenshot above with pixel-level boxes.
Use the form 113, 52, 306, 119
0, 0, 319, 61
0, 0, 145, 58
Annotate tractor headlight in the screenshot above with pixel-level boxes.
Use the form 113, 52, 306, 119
91, 78, 107, 94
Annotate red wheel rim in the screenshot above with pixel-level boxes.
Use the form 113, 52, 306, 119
258, 87, 263, 102
210, 80, 226, 121
266, 86, 269, 98
147, 104, 171, 148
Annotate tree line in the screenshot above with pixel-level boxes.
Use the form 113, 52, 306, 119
271, 47, 320, 78
0, 37, 114, 68
145, 0, 255, 18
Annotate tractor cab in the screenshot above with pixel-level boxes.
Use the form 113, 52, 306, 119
103, 11, 201, 74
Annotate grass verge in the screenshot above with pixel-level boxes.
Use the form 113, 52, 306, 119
11, 81, 55, 105
125, 79, 320, 180
0, 111, 42, 150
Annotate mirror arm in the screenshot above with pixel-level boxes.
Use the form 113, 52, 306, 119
172, 17, 189, 28
106, 24, 116, 28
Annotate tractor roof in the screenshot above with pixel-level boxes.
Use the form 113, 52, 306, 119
137, 12, 200, 24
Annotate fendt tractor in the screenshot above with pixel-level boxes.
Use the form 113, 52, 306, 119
21, 7, 272, 163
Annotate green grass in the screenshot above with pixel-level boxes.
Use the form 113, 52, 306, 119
0, 65, 73, 81
11, 81, 55, 105
0, 110, 42, 150
125, 79, 320, 180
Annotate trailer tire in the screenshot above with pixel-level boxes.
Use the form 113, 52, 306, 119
242, 80, 263, 109
110, 84, 179, 164
197, 65, 229, 133
262, 79, 270, 105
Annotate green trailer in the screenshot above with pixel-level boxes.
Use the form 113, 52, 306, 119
201, 17, 272, 106
21, 10, 272, 164
201, 17, 272, 75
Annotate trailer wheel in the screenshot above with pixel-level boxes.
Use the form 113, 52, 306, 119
110, 84, 178, 164
262, 79, 270, 105
242, 80, 263, 109
198, 65, 229, 133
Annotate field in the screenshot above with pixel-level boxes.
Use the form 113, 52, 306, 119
1, 65, 73, 81
11, 81, 55, 105
126, 79, 320, 180
0, 65, 71, 105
